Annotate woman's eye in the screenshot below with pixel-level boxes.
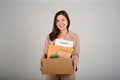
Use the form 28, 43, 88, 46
56, 20, 59, 22
62, 19, 65, 21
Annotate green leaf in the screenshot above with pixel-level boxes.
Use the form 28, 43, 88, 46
49, 53, 60, 59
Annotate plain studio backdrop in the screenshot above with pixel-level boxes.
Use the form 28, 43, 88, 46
0, 0, 120, 80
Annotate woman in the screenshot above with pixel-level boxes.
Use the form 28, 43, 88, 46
41, 10, 80, 80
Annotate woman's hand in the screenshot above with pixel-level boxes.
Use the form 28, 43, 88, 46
40, 61, 43, 70
73, 62, 77, 72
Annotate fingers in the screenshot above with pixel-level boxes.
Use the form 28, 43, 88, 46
40, 61, 43, 70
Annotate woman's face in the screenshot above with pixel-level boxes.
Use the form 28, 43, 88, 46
56, 15, 68, 32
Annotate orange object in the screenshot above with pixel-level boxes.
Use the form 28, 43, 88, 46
57, 50, 72, 58
47, 45, 73, 58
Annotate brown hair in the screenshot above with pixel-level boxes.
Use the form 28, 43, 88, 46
49, 10, 70, 41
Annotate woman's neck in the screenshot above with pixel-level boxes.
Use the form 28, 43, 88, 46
59, 29, 68, 39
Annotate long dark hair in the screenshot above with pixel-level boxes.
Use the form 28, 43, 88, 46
49, 10, 70, 41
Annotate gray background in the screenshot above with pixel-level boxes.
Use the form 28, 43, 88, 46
0, 0, 120, 80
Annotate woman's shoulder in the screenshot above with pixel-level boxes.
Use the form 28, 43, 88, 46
45, 34, 49, 39
69, 30, 79, 38
45, 34, 55, 44
44, 34, 50, 43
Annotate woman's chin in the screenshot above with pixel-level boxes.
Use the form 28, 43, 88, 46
60, 29, 66, 31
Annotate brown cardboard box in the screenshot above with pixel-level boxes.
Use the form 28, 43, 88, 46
41, 58, 74, 74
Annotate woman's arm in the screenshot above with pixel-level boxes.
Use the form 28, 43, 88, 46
40, 35, 49, 70
72, 34, 80, 71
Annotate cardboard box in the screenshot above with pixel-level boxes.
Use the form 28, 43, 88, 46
41, 58, 74, 74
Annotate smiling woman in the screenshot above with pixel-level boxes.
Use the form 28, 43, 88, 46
0, 0, 119, 80
40, 10, 80, 80
49, 10, 71, 41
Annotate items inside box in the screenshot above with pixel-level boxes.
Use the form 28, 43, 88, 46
47, 44, 73, 58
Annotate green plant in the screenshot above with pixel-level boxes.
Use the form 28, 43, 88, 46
50, 53, 60, 58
